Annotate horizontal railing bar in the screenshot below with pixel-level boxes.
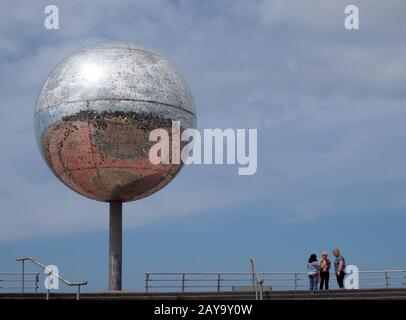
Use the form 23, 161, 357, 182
359, 284, 393, 286
147, 279, 222, 282
149, 278, 252, 281
146, 285, 226, 288
148, 279, 254, 282
146, 272, 252, 275
0, 286, 37, 289
147, 270, 406, 276
263, 276, 386, 281
0, 272, 39, 275
261, 278, 303, 281
0, 280, 37, 283
148, 280, 403, 283
260, 271, 406, 274
214, 279, 252, 282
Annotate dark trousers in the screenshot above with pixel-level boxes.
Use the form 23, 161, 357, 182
320, 271, 329, 290
336, 270, 345, 288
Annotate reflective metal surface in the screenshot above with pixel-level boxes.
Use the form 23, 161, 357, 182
34, 42, 196, 202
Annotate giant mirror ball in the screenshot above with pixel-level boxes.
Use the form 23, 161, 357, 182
34, 42, 196, 202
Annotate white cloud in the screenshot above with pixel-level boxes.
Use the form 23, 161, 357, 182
0, 0, 405, 242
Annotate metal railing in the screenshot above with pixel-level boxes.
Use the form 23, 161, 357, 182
16, 257, 88, 300
250, 258, 264, 300
260, 270, 406, 290
145, 269, 406, 292
0, 272, 40, 292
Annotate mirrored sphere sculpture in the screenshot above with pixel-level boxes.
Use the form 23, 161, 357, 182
34, 42, 196, 202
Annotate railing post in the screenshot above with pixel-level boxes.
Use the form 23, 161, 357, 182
217, 273, 221, 292
404, 271, 406, 287
46, 268, 53, 300
35, 273, 39, 293
181, 273, 185, 292
251, 259, 255, 292
145, 273, 149, 292
255, 279, 258, 300
384, 271, 389, 288
76, 285, 81, 300
259, 280, 263, 300
294, 272, 298, 291
21, 260, 25, 293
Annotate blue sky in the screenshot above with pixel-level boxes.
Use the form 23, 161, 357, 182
0, 0, 406, 292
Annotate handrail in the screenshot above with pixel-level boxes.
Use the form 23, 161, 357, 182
145, 269, 406, 292
16, 256, 88, 300
250, 258, 264, 300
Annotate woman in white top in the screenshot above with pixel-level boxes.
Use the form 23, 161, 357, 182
307, 253, 320, 291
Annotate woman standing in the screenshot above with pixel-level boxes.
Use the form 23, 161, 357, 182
307, 253, 319, 291
333, 248, 346, 289
319, 252, 331, 290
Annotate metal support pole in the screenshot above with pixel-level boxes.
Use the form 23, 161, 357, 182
35, 273, 39, 293
251, 260, 255, 292
109, 201, 123, 291
182, 273, 185, 292
145, 273, 150, 292
294, 272, 298, 291
21, 260, 25, 293
259, 281, 263, 300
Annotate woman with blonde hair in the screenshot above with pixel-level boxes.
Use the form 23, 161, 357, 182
319, 251, 331, 290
